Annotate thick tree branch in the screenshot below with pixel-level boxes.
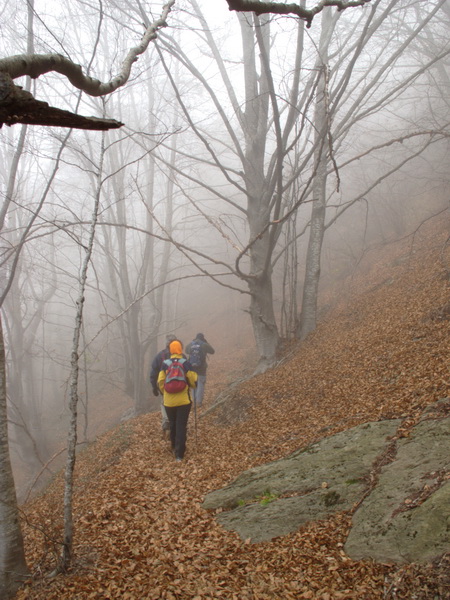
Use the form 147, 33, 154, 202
225, 0, 371, 27
0, 0, 174, 96
0, 73, 122, 129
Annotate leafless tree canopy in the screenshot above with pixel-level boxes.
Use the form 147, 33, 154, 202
0, 0, 372, 128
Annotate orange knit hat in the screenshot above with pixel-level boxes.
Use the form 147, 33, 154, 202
169, 340, 182, 355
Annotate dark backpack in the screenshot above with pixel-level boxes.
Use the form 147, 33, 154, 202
163, 358, 188, 393
188, 340, 203, 370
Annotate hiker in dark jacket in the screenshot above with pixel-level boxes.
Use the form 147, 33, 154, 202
158, 340, 197, 462
185, 333, 215, 407
150, 334, 178, 437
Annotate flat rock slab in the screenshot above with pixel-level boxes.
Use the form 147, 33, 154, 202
345, 416, 450, 563
203, 415, 450, 563
203, 420, 401, 542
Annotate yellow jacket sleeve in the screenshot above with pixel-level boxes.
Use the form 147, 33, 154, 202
157, 369, 165, 394
187, 370, 197, 388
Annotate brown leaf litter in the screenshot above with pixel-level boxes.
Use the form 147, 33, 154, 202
16, 215, 449, 599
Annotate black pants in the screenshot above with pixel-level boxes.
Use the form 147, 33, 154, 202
164, 403, 191, 459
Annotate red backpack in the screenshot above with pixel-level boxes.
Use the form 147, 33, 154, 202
163, 358, 188, 393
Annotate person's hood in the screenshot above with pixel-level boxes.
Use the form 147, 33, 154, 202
169, 340, 183, 354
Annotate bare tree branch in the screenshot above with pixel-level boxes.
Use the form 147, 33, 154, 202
0, 1, 175, 96
225, 0, 371, 27
0, 73, 123, 129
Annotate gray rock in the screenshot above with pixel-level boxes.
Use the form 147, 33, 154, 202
216, 483, 360, 543
345, 416, 450, 563
203, 414, 450, 564
203, 420, 400, 541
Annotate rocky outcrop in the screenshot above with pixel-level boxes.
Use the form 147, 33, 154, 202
345, 413, 449, 563
202, 402, 449, 564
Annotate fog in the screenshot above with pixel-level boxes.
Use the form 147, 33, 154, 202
1, 0, 449, 501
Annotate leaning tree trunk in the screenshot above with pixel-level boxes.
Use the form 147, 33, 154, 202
0, 315, 29, 599
61, 130, 105, 570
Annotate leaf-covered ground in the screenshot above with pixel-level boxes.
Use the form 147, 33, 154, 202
17, 216, 449, 599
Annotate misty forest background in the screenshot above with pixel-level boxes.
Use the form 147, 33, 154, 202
1, 0, 449, 509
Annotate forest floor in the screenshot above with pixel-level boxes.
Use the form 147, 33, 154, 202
16, 214, 450, 599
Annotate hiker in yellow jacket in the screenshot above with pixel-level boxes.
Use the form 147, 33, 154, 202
158, 340, 197, 462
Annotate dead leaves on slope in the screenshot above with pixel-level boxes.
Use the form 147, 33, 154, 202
17, 217, 449, 599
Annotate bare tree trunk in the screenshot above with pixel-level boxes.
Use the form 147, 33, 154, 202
0, 4, 33, 592
0, 315, 28, 599
298, 152, 327, 339
248, 273, 278, 371
280, 212, 299, 339
61, 129, 106, 570
239, 13, 281, 369
298, 9, 337, 340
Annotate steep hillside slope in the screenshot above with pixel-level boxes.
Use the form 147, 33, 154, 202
17, 214, 449, 599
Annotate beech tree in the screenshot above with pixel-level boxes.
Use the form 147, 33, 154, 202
153, 3, 378, 369
155, 5, 311, 370
149, 0, 450, 370
297, 0, 450, 338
